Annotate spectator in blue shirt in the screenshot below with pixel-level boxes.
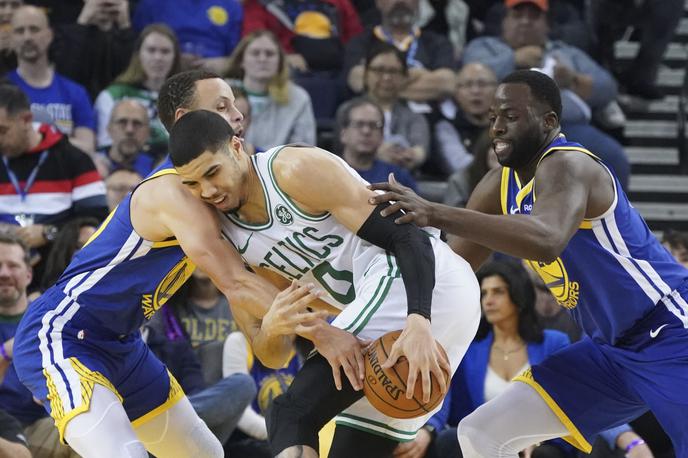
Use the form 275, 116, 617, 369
336, 96, 418, 191
133, 0, 243, 75
7, 6, 96, 153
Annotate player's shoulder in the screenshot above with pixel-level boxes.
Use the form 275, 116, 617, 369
537, 148, 606, 183
273, 145, 339, 178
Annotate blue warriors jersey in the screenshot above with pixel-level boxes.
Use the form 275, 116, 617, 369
248, 350, 301, 415
54, 159, 196, 336
501, 135, 688, 344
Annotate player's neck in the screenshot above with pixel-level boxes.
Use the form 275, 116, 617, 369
235, 157, 269, 224
514, 130, 560, 183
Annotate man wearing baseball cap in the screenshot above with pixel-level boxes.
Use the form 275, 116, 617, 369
461, 0, 631, 192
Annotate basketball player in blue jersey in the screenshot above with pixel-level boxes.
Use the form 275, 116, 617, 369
369, 70, 688, 457
11, 70, 328, 458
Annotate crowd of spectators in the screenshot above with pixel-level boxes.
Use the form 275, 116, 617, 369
0, 0, 685, 457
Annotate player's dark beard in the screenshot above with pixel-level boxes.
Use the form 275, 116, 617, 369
387, 3, 415, 28
502, 127, 546, 169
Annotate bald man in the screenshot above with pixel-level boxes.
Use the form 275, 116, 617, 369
7, 6, 96, 153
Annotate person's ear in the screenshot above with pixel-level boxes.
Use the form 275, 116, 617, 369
174, 107, 188, 125
543, 111, 558, 131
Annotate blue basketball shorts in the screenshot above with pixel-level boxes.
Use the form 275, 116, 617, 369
13, 288, 184, 443
515, 286, 688, 456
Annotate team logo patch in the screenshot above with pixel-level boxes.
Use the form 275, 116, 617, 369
258, 373, 294, 414
527, 258, 580, 309
142, 257, 196, 319
207, 6, 229, 26
275, 205, 294, 225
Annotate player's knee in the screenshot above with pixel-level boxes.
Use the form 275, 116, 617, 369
457, 417, 492, 457
187, 421, 223, 458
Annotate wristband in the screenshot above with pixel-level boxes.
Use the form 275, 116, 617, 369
624, 438, 645, 456
0, 342, 10, 362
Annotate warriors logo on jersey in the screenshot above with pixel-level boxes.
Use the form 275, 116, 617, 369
142, 256, 196, 319
526, 259, 580, 309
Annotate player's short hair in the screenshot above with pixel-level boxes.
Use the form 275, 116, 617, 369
502, 70, 562, 120
169, 110, 235, 167
0, 84, 30, 116
158, 70, 222, 132
0, 231, 31, 266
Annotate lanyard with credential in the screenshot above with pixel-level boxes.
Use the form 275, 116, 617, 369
2, 149, 50, 202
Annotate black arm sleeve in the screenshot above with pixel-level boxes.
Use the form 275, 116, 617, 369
356, 204, 435, 320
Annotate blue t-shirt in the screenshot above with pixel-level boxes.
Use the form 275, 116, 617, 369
356, 159, 418, 192
8, 70, 96, 135
0, 313, 47, 426
133, 0, 243, 57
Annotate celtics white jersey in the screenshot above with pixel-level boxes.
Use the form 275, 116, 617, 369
218, 146, 437, 310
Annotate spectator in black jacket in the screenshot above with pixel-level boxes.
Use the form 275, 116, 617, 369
52, 0, 136, 99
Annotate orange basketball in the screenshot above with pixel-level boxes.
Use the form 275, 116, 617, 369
363, 330, 450, 419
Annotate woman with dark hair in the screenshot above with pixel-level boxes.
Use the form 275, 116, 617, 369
400, 261, 648, 458
361, 41, 430, 171
39, 217, 100, 292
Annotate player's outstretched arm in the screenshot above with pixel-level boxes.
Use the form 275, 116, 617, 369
273, 147, 451, 402
144, 178, 325, 367
371, 152, 605, 263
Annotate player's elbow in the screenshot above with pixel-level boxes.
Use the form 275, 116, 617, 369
535, 238, 566, 263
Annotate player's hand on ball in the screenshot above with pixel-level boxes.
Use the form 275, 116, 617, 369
298, 322, 369, 391
368, 173, 435, 227
382, 314, 450, 403
261, 281, 328, 337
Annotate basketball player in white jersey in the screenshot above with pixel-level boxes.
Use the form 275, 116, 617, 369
167, 110, 482, 458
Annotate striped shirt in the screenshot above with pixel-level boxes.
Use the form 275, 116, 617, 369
0, 123, 107, 226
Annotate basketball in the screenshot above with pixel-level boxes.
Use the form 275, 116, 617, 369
363, 330, 450, 419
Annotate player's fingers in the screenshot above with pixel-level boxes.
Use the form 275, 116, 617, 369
369, 192, 397, 207
394, 213, 416, 225
381, 343, 401, 369
289, 291, 322, 311
428, 357, 447, 395
367, 182, 392, 192
340, 357, 360, 391
353, 345, 366, 384
331, 364, 342, 391
380, 201, 404, 217
405, 365, 419, 400
420, 365, 432, 403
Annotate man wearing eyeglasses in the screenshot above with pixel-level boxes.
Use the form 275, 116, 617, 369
336, 97, 417, 191
95, 99, 156, 178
